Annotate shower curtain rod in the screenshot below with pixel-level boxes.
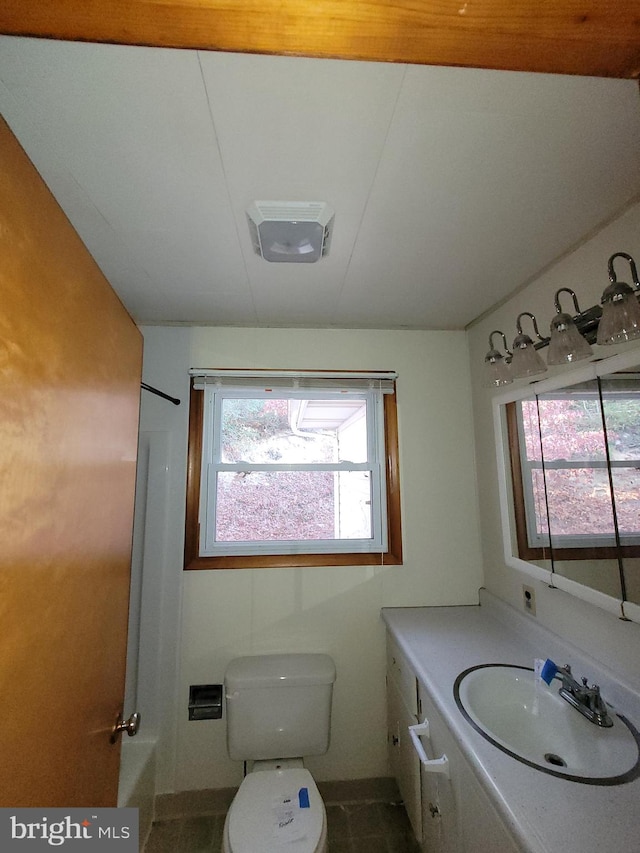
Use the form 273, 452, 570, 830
141, 382, 181, 406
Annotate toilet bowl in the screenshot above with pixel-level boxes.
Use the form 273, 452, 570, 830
222, 764, 327, 853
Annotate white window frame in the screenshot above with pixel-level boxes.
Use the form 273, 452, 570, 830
195, 374, 393, 558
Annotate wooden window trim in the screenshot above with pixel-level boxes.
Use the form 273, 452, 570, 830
506, 401, 640, 562
184, 381, 403, 570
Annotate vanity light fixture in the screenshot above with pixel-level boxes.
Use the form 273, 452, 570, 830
483, 252, 640, 384
547, 288, 594, 365
484, 331, 513, 387
596, 252, 640, 345
510, 312, 548, 379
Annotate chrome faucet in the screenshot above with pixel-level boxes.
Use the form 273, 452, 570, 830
555, 664, 613, 728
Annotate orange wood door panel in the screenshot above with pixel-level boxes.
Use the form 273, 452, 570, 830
0, 117, 143, 806
0, 0, 638, 78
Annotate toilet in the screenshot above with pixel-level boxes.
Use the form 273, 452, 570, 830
222, 653, 336, 853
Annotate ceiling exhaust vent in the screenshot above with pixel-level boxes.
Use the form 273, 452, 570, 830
247, 201, 334, 263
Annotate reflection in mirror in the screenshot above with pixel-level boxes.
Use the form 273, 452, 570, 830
600, 371, 640, 606
506, 394, 553, 573
504, 369, 640, 606
537, 379, 623, 600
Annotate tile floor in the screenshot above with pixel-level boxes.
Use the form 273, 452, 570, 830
144, 799, 421, 852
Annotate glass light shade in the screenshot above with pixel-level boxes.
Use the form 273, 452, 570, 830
510, 334, 547, 378
483, 349, 512, 387
547, 313, 593, 365
596, 282, 640, 345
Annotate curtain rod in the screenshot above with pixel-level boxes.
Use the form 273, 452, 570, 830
141, 382, 181, 405
189, 369, 397, 381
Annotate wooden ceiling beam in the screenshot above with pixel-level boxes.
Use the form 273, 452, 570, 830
0, 1, 639, 79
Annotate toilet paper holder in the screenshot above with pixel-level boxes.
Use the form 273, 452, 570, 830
189, 684, 223, 720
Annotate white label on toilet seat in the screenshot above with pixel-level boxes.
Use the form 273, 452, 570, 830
272, 795, 307, 842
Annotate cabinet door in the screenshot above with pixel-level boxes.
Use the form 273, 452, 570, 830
413, 711, 462, 853
387, 673, 422, 842
457, 770, 520, 853
387, 637, 419, 717
421, 765, 461, 853
418, 685, 519, 853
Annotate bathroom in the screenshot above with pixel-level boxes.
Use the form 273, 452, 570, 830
133, 227, 640, 849
1, 10, 640, 853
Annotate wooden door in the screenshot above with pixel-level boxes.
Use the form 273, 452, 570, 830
0, 117, 143, 806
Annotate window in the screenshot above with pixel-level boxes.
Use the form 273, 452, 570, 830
506, 376, 640, 561
184, 370, 402, 569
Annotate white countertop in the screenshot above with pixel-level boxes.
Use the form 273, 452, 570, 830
381, 591, 640, 853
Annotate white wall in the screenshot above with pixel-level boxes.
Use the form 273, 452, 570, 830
467, 201, 640, 691
138, 327, 483, 793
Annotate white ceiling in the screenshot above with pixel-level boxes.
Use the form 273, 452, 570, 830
1, 35, 639, 330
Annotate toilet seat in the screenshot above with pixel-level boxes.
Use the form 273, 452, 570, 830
225, 768, 326, 853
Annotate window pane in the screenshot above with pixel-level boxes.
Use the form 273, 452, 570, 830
220, 398, 368, 464
601, 386, 640, 538
521, 400, 543, 461
543, 468, 616, 539
335, 471, 374, 538
530, 470, 549, 539
537, 397, 607, 463
531, 391, 613, 545
518, 400, 550, 548
600, 387, 640, 460
611, 467, 640, 536
215, 471, 372, 542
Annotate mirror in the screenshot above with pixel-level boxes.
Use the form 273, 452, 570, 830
495, 347, 640, 620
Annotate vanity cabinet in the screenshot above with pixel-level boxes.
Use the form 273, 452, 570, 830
386, 637, 520, 853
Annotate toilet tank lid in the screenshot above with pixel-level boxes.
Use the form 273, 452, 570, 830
225, 654, 336, 689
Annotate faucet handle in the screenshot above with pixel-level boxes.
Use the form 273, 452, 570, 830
590, 685, 610, 717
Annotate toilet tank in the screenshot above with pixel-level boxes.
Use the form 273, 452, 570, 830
225, 654, 336, 761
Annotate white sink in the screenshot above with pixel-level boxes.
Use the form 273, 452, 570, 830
454, 664, 640, 784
